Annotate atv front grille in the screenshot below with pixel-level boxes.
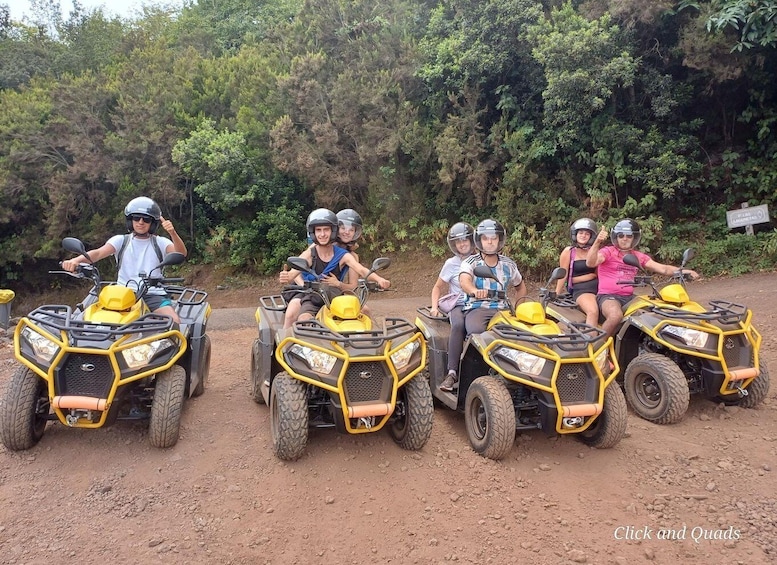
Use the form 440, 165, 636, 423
721, 335, 746, 368
556, 363, 589, 403
343, 361, 391, 403
58, 354, 115, 398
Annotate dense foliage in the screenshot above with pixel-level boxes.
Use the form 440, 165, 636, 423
1, 0, 776, 292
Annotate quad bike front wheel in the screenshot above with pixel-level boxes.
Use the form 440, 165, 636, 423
0, 366, 49, 451
624, 353, 689, 424
270, 372, 308, 461
716, 361, 770, 409
250, 337, 265, 404
578, 384, 628, 449
149, 365, 187, 448
388, 375, 434, 450
191, 334, 211, 397
465, 376, 516, 460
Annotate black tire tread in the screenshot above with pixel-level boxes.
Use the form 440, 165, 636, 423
149, 366, 187, 448
465, 376, 516, 460
579, 384, 628, 449
388, 375, 434, 451
0, 365, 47, 451
624, 353, 689, 425
271, 372, 308, 461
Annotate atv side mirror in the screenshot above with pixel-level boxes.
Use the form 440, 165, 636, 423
548, 267, 567, 283
63, 237, 90, 261
370, 257, 391, 272
622, 254, 641, 269
160, 252, 186, 268
681, 248, 695, 266
473, 265, 497, 280
287, 256, 315, 276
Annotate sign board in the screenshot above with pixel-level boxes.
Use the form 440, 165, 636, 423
726, 204, 770, 229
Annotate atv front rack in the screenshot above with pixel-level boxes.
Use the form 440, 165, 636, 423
292, 318, 418, 349
25, 305, 175, 339
490, 322, 606, 351
647, 299, 748, 325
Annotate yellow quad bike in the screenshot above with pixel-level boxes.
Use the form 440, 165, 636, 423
415, 267, 627, 461
250, 257, 433, 461
0, 237, 211, 450
547, 249, 767, 424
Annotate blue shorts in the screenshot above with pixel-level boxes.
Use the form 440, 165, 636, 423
144, 294, 173, 311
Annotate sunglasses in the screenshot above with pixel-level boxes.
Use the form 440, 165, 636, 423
130, 215, 153, 224
616, 233, 634, 239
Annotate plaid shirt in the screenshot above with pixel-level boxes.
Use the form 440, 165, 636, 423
459, 254, 523, 311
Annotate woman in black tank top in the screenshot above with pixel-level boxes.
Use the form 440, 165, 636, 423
555, 218, 600, 327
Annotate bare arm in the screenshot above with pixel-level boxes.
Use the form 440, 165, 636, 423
279, 248, 313, 285
586, 228, 608, 268
61, 243, 116, 272
644, 259, 699, 280
429, 277, 449, 316
342, 253, 390, 288
161, 216, 187, 256
555, 247, 571, 294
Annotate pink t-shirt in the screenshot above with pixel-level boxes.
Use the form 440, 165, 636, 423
596, 246, 651, 296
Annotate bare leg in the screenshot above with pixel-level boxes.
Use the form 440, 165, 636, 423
154, 305, 180, 324
576, 293, 599, 327
599, 299, 624, 337
283, 298, 302, 328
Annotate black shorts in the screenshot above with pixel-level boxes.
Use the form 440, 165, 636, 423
596, 294, 632, 309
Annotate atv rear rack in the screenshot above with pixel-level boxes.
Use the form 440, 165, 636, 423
490, 322, 606, 351
166, 286, 209, 305
260, 294, 287, 311
292, 318, 418, 349
25, 305, 175, 339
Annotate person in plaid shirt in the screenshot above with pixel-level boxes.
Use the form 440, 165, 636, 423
439, 219, 527, 392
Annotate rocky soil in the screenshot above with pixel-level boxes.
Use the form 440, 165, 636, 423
0, 269, 775, 564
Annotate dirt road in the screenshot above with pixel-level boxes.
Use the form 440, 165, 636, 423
0, 272, 776, 564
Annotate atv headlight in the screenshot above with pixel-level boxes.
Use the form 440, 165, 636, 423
661, 325, 710, 348
121, 338, 175, 369
290, 344, 337, 374
21, 327, 59, 363
496, 347, 546, 376
390, 340, 419, 370
595, 348, 611, 374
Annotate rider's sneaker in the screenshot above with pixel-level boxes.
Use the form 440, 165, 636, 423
439, 370, 458, 392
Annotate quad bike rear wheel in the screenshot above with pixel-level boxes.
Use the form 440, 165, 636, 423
149, 365, 187, 448
0, 366, 49, 451
578, 384, 628, 449
716, 361, 770, 408
250, 338, 266, 404
388, 375, 434, 450
465, 376, 516, 460
270, 372, 308, 461
624, 353, 689, 424
191, 334, 211, 397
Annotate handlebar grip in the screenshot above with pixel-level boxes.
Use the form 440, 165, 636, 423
163, 277, 185, 284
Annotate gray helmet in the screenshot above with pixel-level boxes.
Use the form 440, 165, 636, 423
447, 222, 474, 256
336, 208, 363, 242
124, 196, 161, 234
570, 218, 597, 248
474, 219, 506, 254
611, 218, 641, 248
306, 208, 338, 244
